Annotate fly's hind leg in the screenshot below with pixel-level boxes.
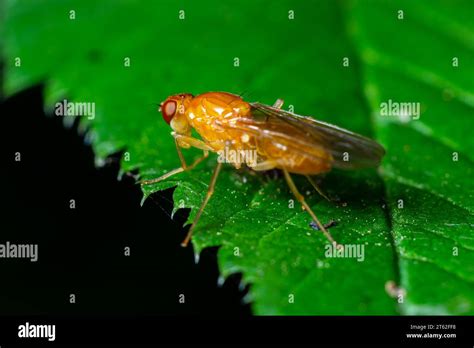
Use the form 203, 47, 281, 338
282, 169, 341, 248
141, 136, 210, 185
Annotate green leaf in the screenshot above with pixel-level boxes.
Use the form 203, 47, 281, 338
3, 0, 473, 314
348, 0, 474, 314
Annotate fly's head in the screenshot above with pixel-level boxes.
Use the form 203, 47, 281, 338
159, 93, 194, 135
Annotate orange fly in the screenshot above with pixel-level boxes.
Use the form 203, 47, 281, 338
142, 92, 385, 248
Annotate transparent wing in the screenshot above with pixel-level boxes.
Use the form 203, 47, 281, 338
217, 102, 384, 169
249, 102, 385, 169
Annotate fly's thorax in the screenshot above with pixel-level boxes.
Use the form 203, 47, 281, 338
185, 92, 252, 147
255, 135, 333, 175
186, 92, 251, 124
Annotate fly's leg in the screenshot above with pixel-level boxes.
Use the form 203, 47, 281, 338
270, 101, 337, 243
141, 167, 185, 185
141, 138, 209, 185
305, 175, 331, 202
273, 99, 333, 203
282, 169, 341, 248
181, 162, 223, 247
174, 133, 214, 151
251, 160, 278, 171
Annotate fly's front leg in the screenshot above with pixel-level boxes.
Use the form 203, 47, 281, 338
141, 135, 210, 185
173, 137, 209, 171
174, 133, 213, 152
181, 162, 223, 247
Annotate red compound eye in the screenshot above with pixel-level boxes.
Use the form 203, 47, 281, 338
161, 100, 177, 124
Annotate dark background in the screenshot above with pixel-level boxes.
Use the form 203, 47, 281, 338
1, 85, 250, 316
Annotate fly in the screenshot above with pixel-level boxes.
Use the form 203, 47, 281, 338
142, 92, 385, 248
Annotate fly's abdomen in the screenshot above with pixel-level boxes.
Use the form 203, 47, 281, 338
255, 136, 333, 175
